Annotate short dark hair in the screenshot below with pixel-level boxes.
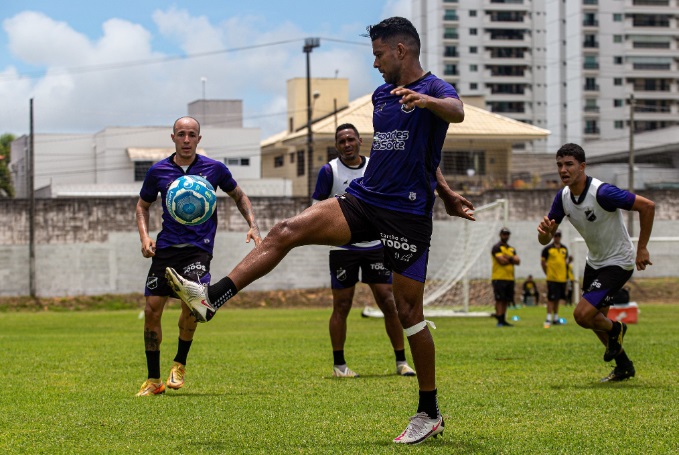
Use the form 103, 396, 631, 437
556, 143, 586, 163
335, 123, 360, 140
365, 17, 420, 54
173, 116, 201, 134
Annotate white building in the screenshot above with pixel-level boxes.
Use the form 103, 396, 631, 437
412, 0, 679, 153
10, 100, 291, 198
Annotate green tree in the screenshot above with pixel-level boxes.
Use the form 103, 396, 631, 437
0, 133, 15, 197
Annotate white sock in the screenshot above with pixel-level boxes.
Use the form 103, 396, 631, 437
546, 314, 553, 322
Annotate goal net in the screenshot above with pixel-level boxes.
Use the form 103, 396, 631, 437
362, 198, 507, 318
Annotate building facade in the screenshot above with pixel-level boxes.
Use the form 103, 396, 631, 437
413, 0, 679, 152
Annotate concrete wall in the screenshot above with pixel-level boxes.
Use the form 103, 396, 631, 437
1, 189, 677, 297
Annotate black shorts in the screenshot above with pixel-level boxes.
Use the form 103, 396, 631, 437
547, 281, 567, 302
329, 248, 392, 289
337, 193, 432, 282
581, 264, 633, 308
144, 246, 212, 297
492, 280, 515, 303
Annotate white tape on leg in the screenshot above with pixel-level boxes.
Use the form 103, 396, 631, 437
404, 319, 436, 337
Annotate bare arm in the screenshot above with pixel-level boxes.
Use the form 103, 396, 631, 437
435, 167, 475, 220
135, 198, 155, 258
227, 185, 262, 246
632, 194, 655, 270
537, 216, 559, 245
390, 87, 465, 124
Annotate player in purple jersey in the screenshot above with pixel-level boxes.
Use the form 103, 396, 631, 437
166, 18, 474, 444
537, 143, 655, 382
134, 116, 261, 397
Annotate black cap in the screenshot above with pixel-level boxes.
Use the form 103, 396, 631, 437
500, 227, 511, 235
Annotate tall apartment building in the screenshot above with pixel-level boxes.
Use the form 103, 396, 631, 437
413, 0, 679, 153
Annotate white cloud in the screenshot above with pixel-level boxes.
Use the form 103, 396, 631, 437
0, 8, 382, 139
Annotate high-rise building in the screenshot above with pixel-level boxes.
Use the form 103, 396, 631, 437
413, 0, 679, 153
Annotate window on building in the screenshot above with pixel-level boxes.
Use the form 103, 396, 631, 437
274, 155, 284, 168
289, 152, 295, 163
134, 161, 153, 182
614, 120, 624, 129
613, 13, 623, 22
614, 99, 624, 107
444, 9, 458, 21
614, 56, 623, 64
614, 78, 623, 86
444, 27, 458, 39
470, 83, 478, 90
583, 55, 599, 69
226, 158, 248, 166
444, 45, 458, 57
613, 35, 623, 43
470, 64, 478, 71
469, 10, 477, 17
470, 46, 478, 53
326, 146, 338, 162
470, 28, 477, 35
444, 64, 458, 75
296, 150, 305, 176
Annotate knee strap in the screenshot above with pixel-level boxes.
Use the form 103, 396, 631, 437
404, 320, 436, 337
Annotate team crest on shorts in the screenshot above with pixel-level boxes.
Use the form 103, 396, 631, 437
336, 267, 347, 281
146, 276, 158, 290
409, 192, 417, 201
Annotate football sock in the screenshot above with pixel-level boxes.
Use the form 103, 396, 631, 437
417, 389, 440, 419
333, 350, 346, 366
208, 276, 238, 310
394, 349, 407, 362
554, 314, 559, 321
615, 350, 631, 366
145, 350, 161, 380
173, 337, 193, 366
546, 314, 553, 323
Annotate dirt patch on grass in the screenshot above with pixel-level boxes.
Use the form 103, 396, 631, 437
0, 277, 676, 312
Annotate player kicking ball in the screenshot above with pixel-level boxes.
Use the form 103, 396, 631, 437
537, 143, 655, 381
166, 16, 474, 445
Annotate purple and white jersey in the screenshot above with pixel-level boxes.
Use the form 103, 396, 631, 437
346, 73, 459, 216
139, 153, 237, 254
313, 157, 381, 251
548, 176, 636, 270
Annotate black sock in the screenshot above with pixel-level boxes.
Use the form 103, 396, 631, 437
615, 351, 632, 367
173, 338, 193, 366
333, 350, 346, 366
395, 349, 407, 362
417, 389, 440, 419
208, 276, 238, 309
145, 350, 161, 379
499, 313, 506, 324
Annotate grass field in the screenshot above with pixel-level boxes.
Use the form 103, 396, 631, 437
1, 304, 678, 454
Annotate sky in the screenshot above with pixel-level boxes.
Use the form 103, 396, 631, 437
0, 0, 411, 139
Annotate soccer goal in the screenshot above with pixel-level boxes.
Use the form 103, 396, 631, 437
362, 198, 507, 318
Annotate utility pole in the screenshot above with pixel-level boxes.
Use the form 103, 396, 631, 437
29, 98, 36, 298
303, 37, 320, 204
628, 93, 635, 237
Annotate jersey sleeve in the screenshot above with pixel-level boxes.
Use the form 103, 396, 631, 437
596, 183, 636, 212
491, 244, 502, 257
429, 77, 460, 100
312, 164, 333, 201
139, 167, 159, 203
547, 189, 566, 224
216, 162, 237, 194
541, 245, 550, 260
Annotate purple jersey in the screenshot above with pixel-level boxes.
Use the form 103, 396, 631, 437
139, 153, 237, 254
346, 73, 459, 216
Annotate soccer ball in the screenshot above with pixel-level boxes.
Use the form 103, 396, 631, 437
166, 175, 217, 226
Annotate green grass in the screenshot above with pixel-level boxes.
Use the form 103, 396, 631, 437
1, 305, 678, 454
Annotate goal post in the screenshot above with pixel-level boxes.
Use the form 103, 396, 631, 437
362, 198, 508, 318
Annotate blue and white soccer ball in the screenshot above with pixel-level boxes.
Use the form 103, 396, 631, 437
166, 175, 216, 226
